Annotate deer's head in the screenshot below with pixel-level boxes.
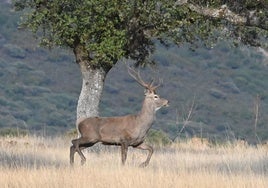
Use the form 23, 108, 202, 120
128, 67, 169, 112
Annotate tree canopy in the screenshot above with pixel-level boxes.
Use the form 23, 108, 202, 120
14, 0, 268, 69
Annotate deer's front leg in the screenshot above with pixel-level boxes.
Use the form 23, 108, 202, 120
135, 143, 153, 167
121, 143, 128, 165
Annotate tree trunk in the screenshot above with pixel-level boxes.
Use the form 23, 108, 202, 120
74, 44, 108, 123
77, 62, 106, 120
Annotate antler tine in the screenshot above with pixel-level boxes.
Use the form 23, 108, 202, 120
149, 79, 154, 87
128, 66, 163, 93
151, 78, 163, 91
127, 66, 149, 89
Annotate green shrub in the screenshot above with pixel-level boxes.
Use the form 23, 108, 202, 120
14, 61, 34, 70
0, 128, 28, 137
65, 128, 77, 138
146, 129, 171, 146
0, 96, 8, 106
3, 44, 26, 58
209, 88, 226, 99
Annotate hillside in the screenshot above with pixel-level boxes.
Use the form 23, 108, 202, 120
0, 2, 268, 143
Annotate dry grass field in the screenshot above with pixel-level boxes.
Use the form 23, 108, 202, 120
0, 136, 267, 188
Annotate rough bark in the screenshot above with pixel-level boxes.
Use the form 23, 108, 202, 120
77, 63, 106, 120
176, 0, 267, 30
74, 44, 107, 122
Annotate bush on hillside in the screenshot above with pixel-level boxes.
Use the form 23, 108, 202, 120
146, 129, 171, 146
4, 44, 26, 58
0, 128, 28, 137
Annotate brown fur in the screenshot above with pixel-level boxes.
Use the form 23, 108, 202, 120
70, 91, 168, 167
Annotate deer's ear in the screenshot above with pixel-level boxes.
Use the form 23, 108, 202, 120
144, 89, 149, 96
144, 89, 152, 95
144, 89, 155, 96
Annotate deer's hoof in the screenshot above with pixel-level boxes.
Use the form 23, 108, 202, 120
70, 161, 74, 166
139, 162, 149, 168
81, 159, 86, 166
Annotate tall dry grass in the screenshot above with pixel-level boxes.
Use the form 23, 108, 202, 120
0, 136, 267, 188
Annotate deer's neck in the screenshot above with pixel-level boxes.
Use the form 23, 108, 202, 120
137, 100, 155, 129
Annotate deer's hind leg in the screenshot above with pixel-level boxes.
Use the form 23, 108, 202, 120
70, 137, 96, 165
70, 145, 76, 165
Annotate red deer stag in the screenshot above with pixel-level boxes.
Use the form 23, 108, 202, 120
70, 68, 169, 167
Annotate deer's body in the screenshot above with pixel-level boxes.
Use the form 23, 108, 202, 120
78, 97, 157, 145
79, 115, 148, 146
70, 68, 168, 167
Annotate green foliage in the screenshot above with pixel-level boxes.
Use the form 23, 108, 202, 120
65, 128, 77, 139
146, 129, 171, 146
14, 0, 128, 69
0, 128, 28, 137
209, 88, 227, 99
13, 0, 268, 69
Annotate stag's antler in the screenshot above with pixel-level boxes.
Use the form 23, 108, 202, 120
127, 66, 161, 93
